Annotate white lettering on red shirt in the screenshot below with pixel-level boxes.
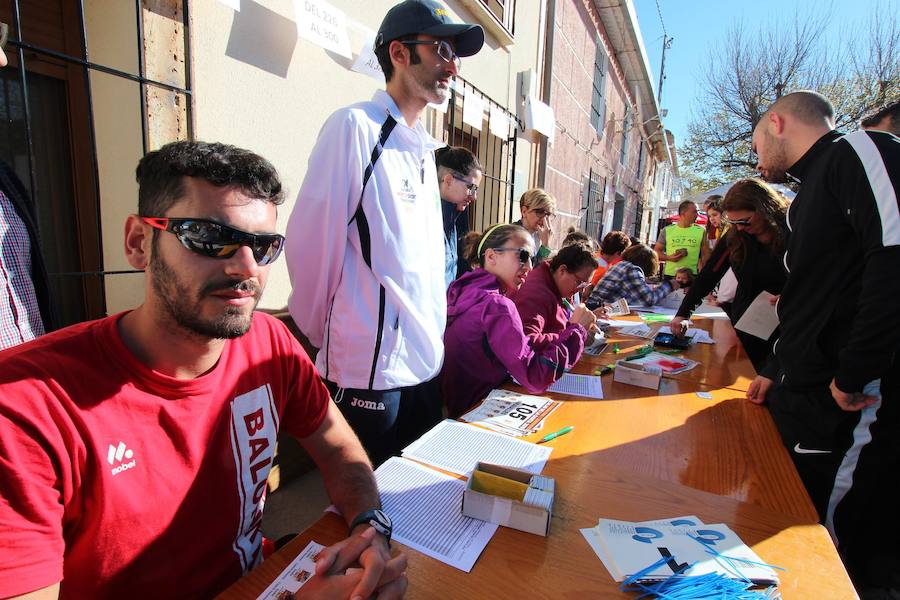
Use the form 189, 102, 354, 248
229, 384, 279, 572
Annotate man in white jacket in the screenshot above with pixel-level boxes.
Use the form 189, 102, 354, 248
286, 0, 484, 465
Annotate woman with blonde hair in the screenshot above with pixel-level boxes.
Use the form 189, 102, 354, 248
669, 178, 789, 368
514, 188, 557, 263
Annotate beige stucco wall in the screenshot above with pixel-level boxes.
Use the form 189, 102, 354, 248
186, 0, 545, 311
85, 1, 148, 314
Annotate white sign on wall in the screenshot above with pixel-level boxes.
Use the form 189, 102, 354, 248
489, 105, 509, 138
524, 95, 555, 144
293, 0, 352, 59
462, 94, 485, 130
350, 32, 385, 82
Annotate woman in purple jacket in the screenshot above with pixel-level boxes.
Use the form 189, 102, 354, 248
442, 224, 596, 418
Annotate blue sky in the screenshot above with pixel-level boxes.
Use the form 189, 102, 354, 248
632, 0, 897, 151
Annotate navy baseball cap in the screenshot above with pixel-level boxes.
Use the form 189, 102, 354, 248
375, 0, 485, 58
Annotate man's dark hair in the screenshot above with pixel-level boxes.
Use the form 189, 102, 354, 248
374, 34, 420, 83
435, 146, 482, 178
861, 100, 900, 135
621, 243, 659, 277
677, 200, 696, 215
135, 140, 284, 216
599, 230, 630, 256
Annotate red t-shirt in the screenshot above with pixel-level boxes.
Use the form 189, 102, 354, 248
0, 312, 329, 598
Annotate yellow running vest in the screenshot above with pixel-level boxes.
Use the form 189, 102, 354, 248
663, 224, 704, 275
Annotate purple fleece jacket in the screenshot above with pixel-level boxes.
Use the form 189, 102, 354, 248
441, 269, 588, 418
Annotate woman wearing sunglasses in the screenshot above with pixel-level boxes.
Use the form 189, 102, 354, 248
441, 224, 595, 418
512, 240, 601, 350
669, 178, 789, 368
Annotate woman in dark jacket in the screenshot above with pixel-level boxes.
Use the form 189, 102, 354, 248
669, 178, 789, 369
512, 241, 599, 350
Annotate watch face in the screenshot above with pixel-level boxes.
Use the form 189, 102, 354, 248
373, 509, 392, 528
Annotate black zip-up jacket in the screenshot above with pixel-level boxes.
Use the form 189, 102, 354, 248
676, 224, 788, 368
0, 159, 56, 333
761, 130, 900, 392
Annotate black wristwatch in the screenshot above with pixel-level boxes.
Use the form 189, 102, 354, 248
350, 509, 393, 543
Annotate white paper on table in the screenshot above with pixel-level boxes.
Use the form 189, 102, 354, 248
459, 389, 561, 436
402, 420, 552, 475
734, 291, 779, 340
375, 457, 498, 572
257, 540, 325, 599
582, 516, 707, 582
657, 289, 686, 310
462, 94, 485, 130
292, 0, 352, 59
685, 328, 715, 344
489, 105, 509, 138
593, 520, 778, 584
547, 373, 604, 399
617, 323, 657, 339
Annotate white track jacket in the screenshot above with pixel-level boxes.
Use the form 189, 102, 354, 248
286, 90, 446, 390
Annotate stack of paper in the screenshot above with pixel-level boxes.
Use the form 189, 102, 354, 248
402, 419, 553, 476
459, 389, 562, 437
374, 457, 498, 572
581, 516, 779, 585
547, 373, 604, 399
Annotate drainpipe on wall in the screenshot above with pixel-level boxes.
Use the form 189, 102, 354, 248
536, 0, 555, 189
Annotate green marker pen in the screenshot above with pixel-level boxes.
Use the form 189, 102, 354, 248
538, 426, 574, 444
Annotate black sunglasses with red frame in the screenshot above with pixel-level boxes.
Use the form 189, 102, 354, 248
142, 217, 285, 266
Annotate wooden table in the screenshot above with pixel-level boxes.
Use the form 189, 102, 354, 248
595, 313, 757, 392
219, 313, 855, 599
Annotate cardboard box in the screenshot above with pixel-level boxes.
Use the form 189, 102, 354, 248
462, 462, 554, 536
613, 360, 662, 390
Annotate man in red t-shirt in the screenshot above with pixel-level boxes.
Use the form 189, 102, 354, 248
0, 141, 406, 599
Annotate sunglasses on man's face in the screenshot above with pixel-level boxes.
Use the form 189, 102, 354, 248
400, 39, 461, 69
142, 217, 285, 265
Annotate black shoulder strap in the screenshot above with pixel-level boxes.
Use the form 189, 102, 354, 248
324, 114, 397, 388
348, 114, 397, 268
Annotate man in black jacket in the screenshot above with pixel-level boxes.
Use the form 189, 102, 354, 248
748, 90, 900, 595
0, 26, 56, 348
